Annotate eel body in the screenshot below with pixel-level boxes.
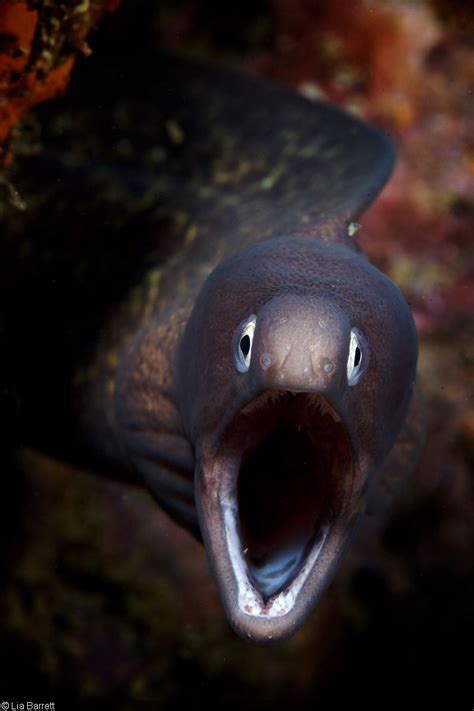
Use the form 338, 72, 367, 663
1, 52, 424, 642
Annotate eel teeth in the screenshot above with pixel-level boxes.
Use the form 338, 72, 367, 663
241, 391, 341, 422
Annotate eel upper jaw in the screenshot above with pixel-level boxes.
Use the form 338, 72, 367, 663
195, 390, 362, 643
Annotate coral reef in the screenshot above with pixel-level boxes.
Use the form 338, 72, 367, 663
251, 0, 474, 334
0, 0, 120, 166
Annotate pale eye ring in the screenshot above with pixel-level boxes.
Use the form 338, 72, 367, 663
347, 327, 368, 386
234, 315, 257, 373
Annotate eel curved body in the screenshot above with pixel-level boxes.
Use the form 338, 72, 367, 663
1, 52, 424, 643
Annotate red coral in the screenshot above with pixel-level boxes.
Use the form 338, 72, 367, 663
253, 0, 474, 333
0, 0, 121, 167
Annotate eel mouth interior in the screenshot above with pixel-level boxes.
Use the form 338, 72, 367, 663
220, 390, 353, 617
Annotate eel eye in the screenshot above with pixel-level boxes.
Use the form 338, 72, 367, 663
234, 315, 256, 373
347, 328, 368, 386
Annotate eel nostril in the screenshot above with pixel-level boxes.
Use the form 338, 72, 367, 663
322, 360, 335, 374
260, 353, 273, 370
311, 352, 335, 377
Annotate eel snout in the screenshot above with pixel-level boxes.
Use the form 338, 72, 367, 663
196, 390, 356, 643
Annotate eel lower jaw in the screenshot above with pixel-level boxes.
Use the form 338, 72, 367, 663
196, 391, 360, 643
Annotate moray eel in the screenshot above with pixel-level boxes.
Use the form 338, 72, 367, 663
2, 53, 424, 643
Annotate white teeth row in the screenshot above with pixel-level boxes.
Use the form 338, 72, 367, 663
240, 390, 285, 415
223, 503, 329, 619
240, 391, 342, 423
307, 394, 342, 423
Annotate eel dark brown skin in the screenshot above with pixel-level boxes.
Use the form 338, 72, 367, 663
1, 51, 424, 643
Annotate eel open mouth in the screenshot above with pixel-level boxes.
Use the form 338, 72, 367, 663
219, 391, 353, 618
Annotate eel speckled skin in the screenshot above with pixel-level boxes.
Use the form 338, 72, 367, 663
2, 53, 424, 643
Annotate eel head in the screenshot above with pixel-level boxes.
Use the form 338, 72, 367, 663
176, 237, 418, 642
